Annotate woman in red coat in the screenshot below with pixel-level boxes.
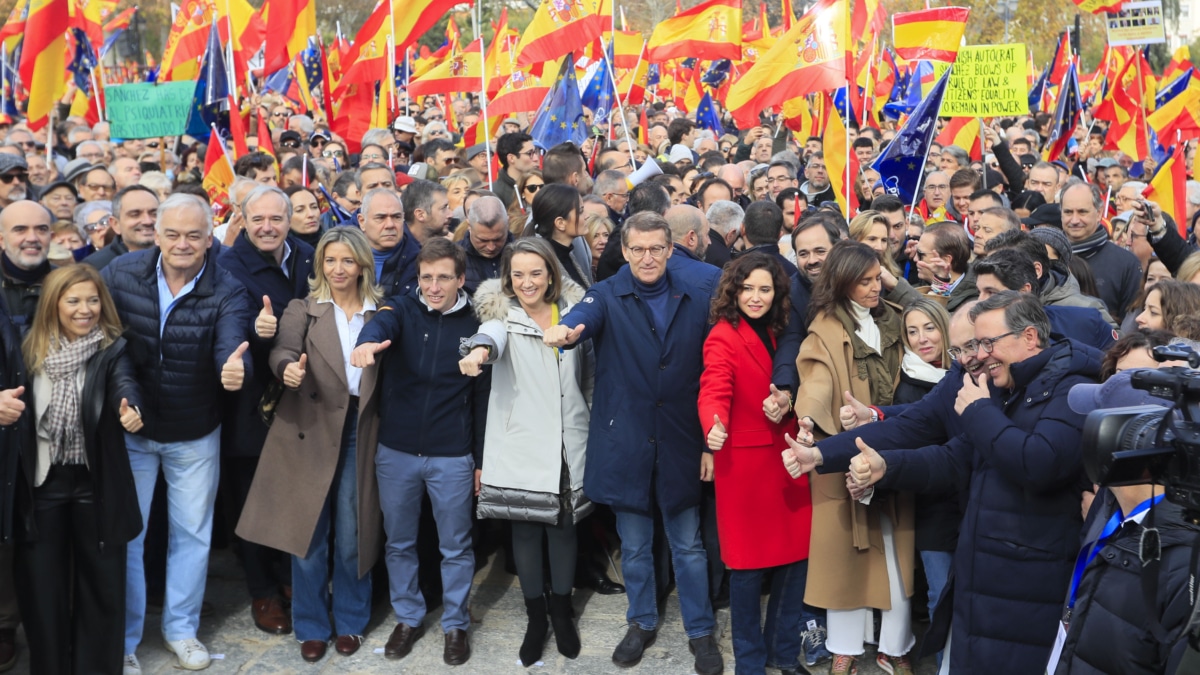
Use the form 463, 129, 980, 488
699, 253, 812, 675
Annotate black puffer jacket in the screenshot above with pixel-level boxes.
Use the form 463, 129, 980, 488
102, 248, 254, 443
0, 307, 25, 543
1054, 493, 1198, 674
81, 236, 130, 271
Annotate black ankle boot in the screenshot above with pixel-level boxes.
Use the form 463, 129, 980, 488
519, 595, 549, 666
548, 592, 581, 659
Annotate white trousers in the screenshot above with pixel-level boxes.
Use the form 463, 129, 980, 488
825, 513, 916, 658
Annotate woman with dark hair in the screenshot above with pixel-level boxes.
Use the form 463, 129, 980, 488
1136, 279, 1200, 333
283, 185, 323, 248
1099, 329, 1174, 380
794, 240, 914, 675
531, 183, 592, 288
698, 254, 812, 675
1121, 257, 1171, 334
458, 238, 593, 667
1010, 190, 1046, 219
15, 265, 144, 674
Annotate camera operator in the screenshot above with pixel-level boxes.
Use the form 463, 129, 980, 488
1051, 370, 1199, 675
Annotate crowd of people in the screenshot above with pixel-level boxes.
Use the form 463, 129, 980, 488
0, 93, 1198, 675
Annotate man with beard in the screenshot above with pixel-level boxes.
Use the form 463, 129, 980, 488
0, 156, 28, 210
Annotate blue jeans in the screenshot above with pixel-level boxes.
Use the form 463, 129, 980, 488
921, 550, 953, 668
292, 406, 372, 641
613, 506, 714, 639
729, 560, 807, 674
124, 428, 220, 653
375, 447, 475, 632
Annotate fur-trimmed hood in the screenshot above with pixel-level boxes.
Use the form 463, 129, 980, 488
472, 276, 586, 324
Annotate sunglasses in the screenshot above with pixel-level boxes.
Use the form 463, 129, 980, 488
311, 137, 328, 147
85, 215, 111, 233
146, 141, 160, 149
281, 140, 300, 149
0, 173, 27, 184
271, 111, 289, 118
525, 183, 543, 193
322, 150, 345, 158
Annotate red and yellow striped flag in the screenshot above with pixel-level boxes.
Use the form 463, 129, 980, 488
1142, 144, 1188, 238
19, 0, 70, 130
892, 7, 969, 64
514, 0, 604, 69
935, 118, 982, 161
645, 0, 742, 63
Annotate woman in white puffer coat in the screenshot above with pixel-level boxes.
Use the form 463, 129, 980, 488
458, 237, 594, 669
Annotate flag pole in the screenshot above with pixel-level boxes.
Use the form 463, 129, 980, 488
978, 117, 985, 190
603, 55, 637, 168
843, 81, 850, 221
909, 65, 952, 217
91, 69, 105, 121
473, 0, 493, 189
222, 0, 238, 105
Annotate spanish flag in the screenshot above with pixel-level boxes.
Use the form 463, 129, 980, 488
823, 92, 858, 217
489, 68, 550, 117
935, 118, 981, 161
409, 51, 483, 98
514, 0, 604, 69
1146, 85, 1200, 142
18, 0, 69, 131
892, 7, 969, 64
161, 0, 212, 82
645, 0, 742, 63
1142, 144, 1188, 238
262, 0, 315, 75
202, 129, 236, 213
726, 0, 848, 130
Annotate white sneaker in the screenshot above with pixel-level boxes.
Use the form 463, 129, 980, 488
163, 637, 212, 670
122, 653, 142, 675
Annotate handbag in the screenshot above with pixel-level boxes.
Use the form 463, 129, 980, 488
258, 378, 286, 426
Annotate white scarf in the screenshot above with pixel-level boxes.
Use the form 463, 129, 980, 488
901, 347, 948, 385
850, 301, 880, 354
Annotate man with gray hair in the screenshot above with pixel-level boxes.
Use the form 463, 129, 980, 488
359, 187, 421, 297
101, 193, 255, 674
402, 178, 451, 245
595, 169, 629, 227
73, 139, 105, 165
704, 199, 743, 267
287, 114, 315, 136
1060, 180, 1141, 321
665, 204, 711, 263
460, 195, 511, 294
216, 185, 315, 636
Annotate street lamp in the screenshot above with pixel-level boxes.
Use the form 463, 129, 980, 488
993, 0, 1019, 43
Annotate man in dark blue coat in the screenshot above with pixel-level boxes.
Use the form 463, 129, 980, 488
216, 185, 315, 635
101, 193, 254, 672
827, 292, 1099, 674
351, 238, 489, 667
545, 212, 724, 675
358, 188, 420, 299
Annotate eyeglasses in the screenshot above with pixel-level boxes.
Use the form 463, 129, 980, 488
84, 215, 111, 233
604, 192, 629, 201
0, 173, 27, 184
419, 274, 457, 284
924, 184, 949, 192
626, 245, 668, 259
518, 149, 538, 158
974, 331, 1017, 354
84, 182, 115, 192
441, 157, 460, 165
524, 183, 543, 193
361, 153, 384, 162
322, 150, 345, 158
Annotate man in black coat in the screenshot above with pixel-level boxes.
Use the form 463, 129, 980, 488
458, 195, 510, 296
358, 188, 421, 298
733, 201, 799, 276
0, 303, 23, 671
82, 186, 159, 270
216, 185, 315, 636
1061, 182, 1142, 322
102, 193, 254, 672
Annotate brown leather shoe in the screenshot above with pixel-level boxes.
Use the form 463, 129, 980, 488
300, 639, 327, 663
335, 634, 364, 656
0, 628, 15, 672
251, 597, 292, 635
384, 623, 424, 660
443, 628, 471, 666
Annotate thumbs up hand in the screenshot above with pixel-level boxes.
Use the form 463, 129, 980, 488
762, 383, 791, 424
255, 296, 277, 339
848, 437, 886, 489
839, 390, 872, 431
283, 353, 307, 389
0, 386, 24, 425
221, 342, 250, 391
119, 397, 143, 433
707, 414, 728, 451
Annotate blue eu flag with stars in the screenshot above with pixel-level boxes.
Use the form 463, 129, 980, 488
66, 29, 98, 94
695, 92, 722, 136
530, 56, 587, 151
872, 65, 952, 204
581, 57, 614, 125
185, 23, 230, 143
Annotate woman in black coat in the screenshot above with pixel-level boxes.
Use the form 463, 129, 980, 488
13, 265, 144, 675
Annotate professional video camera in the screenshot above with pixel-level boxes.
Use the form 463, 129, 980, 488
1079, 343, 1200, 521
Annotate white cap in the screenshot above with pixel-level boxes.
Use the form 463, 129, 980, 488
668, 144, 693, 164
392, 116, 417, 134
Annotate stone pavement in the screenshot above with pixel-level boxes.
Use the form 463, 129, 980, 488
11, 548, 938, 674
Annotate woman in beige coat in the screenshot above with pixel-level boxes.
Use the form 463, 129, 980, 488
236, 227, 383, 663
794, 240, 915, 675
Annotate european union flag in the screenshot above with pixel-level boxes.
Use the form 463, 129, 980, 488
695, 92, 722, 136
1028, 69, 1047, 113
873, 65, 951, 204
832, 86, 859, 128
1042, 61, 1080, 161
66, 29, 98, 93
184, 23, 230, 143
302, 38, 323, 88
883, 61, 929, 120
581, 57, 614, 125
0, 51, 18, 117
701, 60, 731, 88
1155, 68, 1194, 108
647, 63, 660, 88
263, 66, 292, 95
530, 55, 587, 151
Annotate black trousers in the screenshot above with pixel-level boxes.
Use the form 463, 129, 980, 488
222, 455, 289, 599
15, 465, 126, 675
